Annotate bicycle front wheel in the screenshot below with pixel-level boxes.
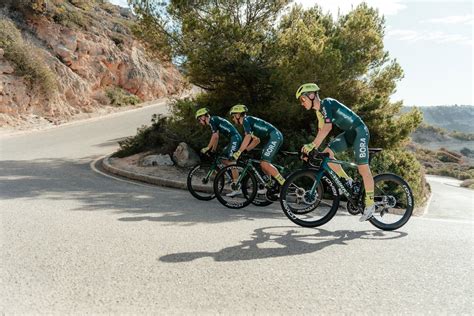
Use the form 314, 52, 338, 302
369, 173, 414, 231
280, 169, 340, 228
187, 163, 218, 201
214, 164, 257, 209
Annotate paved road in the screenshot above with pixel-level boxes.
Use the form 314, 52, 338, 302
425, 175, 473, 221
1, 103, 473, 314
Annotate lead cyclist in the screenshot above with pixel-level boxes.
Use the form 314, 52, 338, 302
296, 83, 375, 221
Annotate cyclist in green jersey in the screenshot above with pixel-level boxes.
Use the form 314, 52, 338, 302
295, 83, 375, 221
229, 104, 286, 195
195, 107, 243, 162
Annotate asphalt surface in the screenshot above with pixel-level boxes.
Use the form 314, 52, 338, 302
1, 102, 473, 314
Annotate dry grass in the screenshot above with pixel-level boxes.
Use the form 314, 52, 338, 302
0, 17, 57, 96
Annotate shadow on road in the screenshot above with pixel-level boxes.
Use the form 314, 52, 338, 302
159, 226, 408, 263
0, 158, 288, 224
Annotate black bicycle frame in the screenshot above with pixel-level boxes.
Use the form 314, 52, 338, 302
309, 155, 360, 207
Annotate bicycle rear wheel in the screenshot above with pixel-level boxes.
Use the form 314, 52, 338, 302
213, 164, 257, 209
368, 173, 414, 231
187, 163, 218, 201
242, 175, 273, 206
280, 169, 340, 227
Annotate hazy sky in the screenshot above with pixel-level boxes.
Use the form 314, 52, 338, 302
110, 0, 473, 106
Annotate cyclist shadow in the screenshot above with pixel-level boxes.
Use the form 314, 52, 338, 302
159, 226, 407, 263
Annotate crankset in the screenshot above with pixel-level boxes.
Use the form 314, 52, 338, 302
346, 201, 362, 215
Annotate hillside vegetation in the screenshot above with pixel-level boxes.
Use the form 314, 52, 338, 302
0, 0, 183, 127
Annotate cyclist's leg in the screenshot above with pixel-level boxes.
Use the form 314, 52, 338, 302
260, 131, 284, 185
222, 134, 242, 166
353, 124, 375, 220
326, 132, 352, 181
353, 124, 373, 191
223, 135, 243, 185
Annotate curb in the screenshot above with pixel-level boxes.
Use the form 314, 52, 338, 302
415, 190, 433, 217
101, 155, 188, 190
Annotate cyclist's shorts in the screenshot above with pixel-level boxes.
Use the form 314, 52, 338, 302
223, 134, 242, 159
328, 124, 370, 165
261, 130, 283, 163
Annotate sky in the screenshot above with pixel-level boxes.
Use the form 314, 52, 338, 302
110, 0, 473, 106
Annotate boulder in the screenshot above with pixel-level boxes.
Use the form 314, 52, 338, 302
141, 154, 174, 166
173, 142, 200, 167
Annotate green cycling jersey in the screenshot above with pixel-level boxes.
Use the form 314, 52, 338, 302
209, 116, 240, 138
317, 98, 363, 131
242, 116, 279, 139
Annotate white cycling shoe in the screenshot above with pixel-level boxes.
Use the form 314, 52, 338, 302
226, 190, 241, 197
359, 205, 375, 222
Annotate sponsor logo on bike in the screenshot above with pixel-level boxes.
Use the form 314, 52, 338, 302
327, 169, 349, 196
403, 185, 413, 207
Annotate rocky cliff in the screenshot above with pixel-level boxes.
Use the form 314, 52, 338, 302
0, 0, 184, 128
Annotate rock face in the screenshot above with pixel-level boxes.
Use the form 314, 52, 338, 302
0, 2, 183, 128
173, 142, 200, 168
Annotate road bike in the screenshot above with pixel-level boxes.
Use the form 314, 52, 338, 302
187, 152, 224, 201
213, 150, 299, 209
187, 151, 280, 206
279, 148, 414, 231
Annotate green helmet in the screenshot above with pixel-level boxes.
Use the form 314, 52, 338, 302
295, 83, 320, 99
195, 107, 210, 119
229, 104, 248, 114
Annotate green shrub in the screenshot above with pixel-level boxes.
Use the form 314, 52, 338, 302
106, 87, 141, 106
370, 149, 429, 206
0, 18, 57, 96
114, 113, 187, 158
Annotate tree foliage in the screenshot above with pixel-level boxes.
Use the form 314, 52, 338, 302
124, 0, 427, 202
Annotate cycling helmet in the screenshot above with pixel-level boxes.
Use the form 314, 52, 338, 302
296, 83, 320, 99
229, 104, 248, 114
195, 107, 210, 119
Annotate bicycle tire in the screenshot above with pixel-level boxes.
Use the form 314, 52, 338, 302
213, 164, 257, 209
368, 173, 414, 231
187, 163, 218, 201
240, 174, 273, 207
280, 169, 340, 228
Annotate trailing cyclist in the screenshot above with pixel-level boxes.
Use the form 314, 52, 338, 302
195, 107, 243, 185
295, 83, 375, 221
229, 104, 285, 198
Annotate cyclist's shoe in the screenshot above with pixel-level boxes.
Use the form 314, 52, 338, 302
257, 187, 267, 195
226, 183, 241, 197
359, 205, 375, 222
226, 190, 241, 197
265, 183, 280, 201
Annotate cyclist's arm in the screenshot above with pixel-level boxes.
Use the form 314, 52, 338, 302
246, 135, 260, 151
238, 133, 253, 152
312, 123, 332, 149
207, 132, 219, 151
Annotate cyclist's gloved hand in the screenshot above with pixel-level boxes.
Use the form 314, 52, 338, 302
301, 142, 315, 154
232, 150, 242, 160
201, 146, 210, 154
